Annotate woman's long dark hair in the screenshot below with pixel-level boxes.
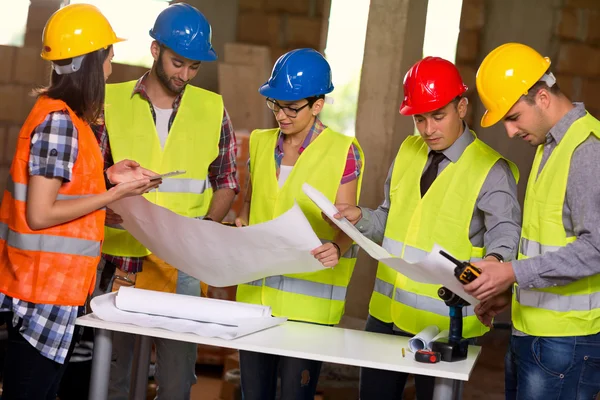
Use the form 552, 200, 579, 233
36, 46, 112, 124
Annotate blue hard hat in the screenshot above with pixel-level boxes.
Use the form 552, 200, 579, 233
259, 48, 334, 101
149, 3, 217, 62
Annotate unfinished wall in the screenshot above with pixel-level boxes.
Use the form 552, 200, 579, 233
553, 0, 600, 116
237, 0, 330, 65
0, 1, 153, 195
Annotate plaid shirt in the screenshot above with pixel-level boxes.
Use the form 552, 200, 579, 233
95, 72, 239, 273
248, 118, 362, 183
275, 118, 361, 183
0, 110, 81, 364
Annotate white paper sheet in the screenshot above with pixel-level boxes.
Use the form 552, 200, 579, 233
91, 292, 286, 340
115, 287, 271, 326
302, 183, 479, 305
109, 196, 325, 287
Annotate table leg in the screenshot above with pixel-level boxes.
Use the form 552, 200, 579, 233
433, 378, 464, 400
129, 335, 152, 400
88, 329, 113, 400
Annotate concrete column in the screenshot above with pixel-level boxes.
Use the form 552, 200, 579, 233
473, 0, 559, 205
345, 0, 429, 319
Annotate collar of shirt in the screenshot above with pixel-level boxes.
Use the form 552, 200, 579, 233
276, 117, 327, 155
130, 71, 184, 110
546, 102, 587, 145
427, 122, 474, 163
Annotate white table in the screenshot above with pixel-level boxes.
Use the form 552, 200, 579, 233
77, 314, 481, 400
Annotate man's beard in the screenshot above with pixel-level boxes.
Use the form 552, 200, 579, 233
156, 53, 187, 95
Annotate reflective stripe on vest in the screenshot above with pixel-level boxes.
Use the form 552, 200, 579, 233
519, 237, 562, 258
0, 222, 100, 257
157, 178, 211, 194
383, 237, 482, 263
245, 275, 347, 301
516, 286, 600, 312
7, 176, 88, 202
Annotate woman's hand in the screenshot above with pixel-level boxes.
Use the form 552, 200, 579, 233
311, 242, 341, 268
235, 217, 248, 227
108, 178, 161, 202
106, 160, 160, 184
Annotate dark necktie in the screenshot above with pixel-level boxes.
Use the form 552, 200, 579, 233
420, 151, 446, 197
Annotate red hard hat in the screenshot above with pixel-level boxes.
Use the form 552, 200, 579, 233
399, 56, 468, 116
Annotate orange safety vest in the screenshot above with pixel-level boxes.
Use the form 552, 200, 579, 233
0, 96, 106, 306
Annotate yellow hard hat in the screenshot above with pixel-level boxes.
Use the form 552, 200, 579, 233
476, 43, 551, 127
41, 3, 125, 61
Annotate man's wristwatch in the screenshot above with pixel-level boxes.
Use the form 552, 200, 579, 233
485, 252, 504, 263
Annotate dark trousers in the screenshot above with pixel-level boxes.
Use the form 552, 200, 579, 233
1, 314, 78, 400
239, 350, 323, 400
359, 315, 435, 400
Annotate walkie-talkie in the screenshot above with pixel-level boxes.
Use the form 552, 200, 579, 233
439, 250, 481, 284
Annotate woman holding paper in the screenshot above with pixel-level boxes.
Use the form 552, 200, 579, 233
0, 4, 159, 398
235, 48, 364, 400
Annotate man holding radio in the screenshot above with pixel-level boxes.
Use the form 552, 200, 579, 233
94, 4, 238, 399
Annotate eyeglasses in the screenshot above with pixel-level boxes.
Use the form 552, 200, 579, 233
266, 98, 312, 118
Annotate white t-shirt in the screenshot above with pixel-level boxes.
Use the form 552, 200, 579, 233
153, 105, 173, 149
278, 165, 293, 188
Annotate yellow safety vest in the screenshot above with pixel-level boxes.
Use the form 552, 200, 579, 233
369, 132, 518, 338
236, 127, 364, 325
102, 81, 222, 257
513, 112, 600, 336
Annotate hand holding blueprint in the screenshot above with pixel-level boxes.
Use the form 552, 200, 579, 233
109, 196, 325, 287
302, 183, 478, 305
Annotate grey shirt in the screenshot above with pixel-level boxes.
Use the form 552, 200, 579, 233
357, 124, 522, 261
512, 103, 600, 288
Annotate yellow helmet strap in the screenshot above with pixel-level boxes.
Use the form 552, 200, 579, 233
52, 54, 86, 75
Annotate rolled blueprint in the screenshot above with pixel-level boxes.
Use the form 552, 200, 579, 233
408, 325, 440, 352
429, 329, 449, 348
115, 286, 271, 326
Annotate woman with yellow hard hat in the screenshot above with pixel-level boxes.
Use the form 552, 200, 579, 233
0, 4, 159, 398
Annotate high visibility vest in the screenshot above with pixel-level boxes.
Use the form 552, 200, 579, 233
236, 128, 364, 325
513, 112, 600, 336
0, 97, 106, 306
102, 81, 223, 257
369, 133, 518, 338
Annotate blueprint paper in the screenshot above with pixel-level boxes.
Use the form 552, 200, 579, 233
302, 183, 479, 305
91, 292, 286, 340
115, 287, 271, 326
109, 196, 325, 287
408, 326, 440, 352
